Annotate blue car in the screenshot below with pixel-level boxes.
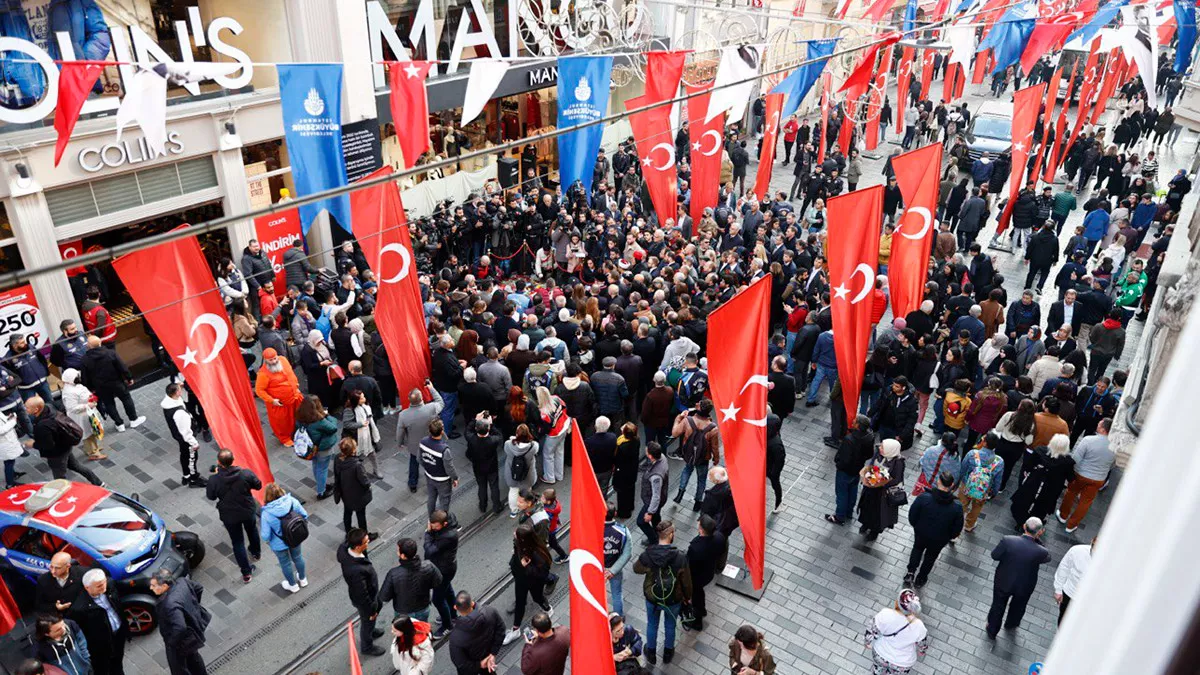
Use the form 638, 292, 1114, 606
0, 481, 204, 636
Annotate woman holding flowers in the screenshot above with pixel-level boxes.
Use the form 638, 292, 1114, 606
858, 439, 906, 542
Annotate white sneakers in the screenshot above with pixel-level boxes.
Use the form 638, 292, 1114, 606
503, 629, 522, 645
129, 416, 146, 428
298, 577, 309, 588
282, 580, 300, 594
115, 424, 126, 432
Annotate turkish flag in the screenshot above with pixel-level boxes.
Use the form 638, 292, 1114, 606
54, 63, 105, 167
888, 144, 942, 320
351, 167, 431, 400
972, 50, 992, 85
818, 72, 831, 164
997, 83, 1047, 234
1089, 50, 1122, 125
0, 576, 18, 635
688, 83, 725, 225
863, 0, 894, 21
865, 74, 885, 151
838, 99, 857, 157
387, 61, 434, 169
1021, 12, 1083, 74
827, 186, 883, 422
839, 33, 899, 99
626, 95, 678, 228
708, 275, 771, 589
645, 51, 688, 104
1063, 49, 1099, 170
347, 621, 363, 675
113, 229, 274, 498
1045, 63, 1079, 182
896, 48, 914, 129
753, 93, 784, 199
1031, 66, 1063, 185
568, 419, 616, 675
918, 50, 937, 102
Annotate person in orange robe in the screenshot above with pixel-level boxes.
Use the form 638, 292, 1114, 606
255, 348, 303, 446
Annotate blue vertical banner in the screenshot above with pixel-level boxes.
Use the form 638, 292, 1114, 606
1176, 0, 1198, 73
278, 64, 352, 234
557, 56, 613, 196
903, 0, 919, 32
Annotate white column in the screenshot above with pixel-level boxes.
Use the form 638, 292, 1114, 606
213, 118, 256, 263
7, 191, 81, 334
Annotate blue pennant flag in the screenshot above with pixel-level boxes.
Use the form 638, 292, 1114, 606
1065, 0, 1129, 47
904, 0, 919, 32
278, 65, 351, 235
556, 56, 614, 196
771, 39, 839, 120
978, 2, 1037, 74
1176, 0, 1198, 73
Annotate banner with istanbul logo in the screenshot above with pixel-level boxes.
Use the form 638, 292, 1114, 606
278, 65, 351, 235
556, 56, 614, 196
254, 209, 304, 298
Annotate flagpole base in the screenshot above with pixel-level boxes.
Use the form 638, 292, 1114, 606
987, 236, 1013, 254
714, 562, 774, 600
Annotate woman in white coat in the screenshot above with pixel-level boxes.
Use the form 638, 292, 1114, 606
0, 411, 26, 488
390, 615, 434, 675
341, 389, 381, 479
60, 368, 106, 461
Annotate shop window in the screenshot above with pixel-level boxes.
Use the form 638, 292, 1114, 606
46, 157, 220, 227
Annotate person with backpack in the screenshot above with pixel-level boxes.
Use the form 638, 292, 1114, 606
378, 537, 443, 623
959, 432, 1006, 533
671, 400, 720, 512
206, 449, 263, 584
295, 395, 340, 500
504, 425, 540, 516
259, 482, 310, 594
162, 382, 206, 489
633, 521, 692, 666
905, 471, 965, 588
25, 396, 103, 487
603, 502, 632, 616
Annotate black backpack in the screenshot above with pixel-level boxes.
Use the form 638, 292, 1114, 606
648, 559, 679, 606
511, 448, 531, 483
50, 412, 83, 447
278, 504, 309, 548
680, 417, 712, 465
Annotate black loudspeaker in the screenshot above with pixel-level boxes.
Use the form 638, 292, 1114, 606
497, 157, 519, 188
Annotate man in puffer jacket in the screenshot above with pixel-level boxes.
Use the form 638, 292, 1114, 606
240, 240, 274, 317
377, 538, 443, 622
590, 357, 630, 426
905, 471, 965, 587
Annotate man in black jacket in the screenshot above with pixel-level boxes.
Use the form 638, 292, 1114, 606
767, 355, 796, 419
464, 413, 503, 513
684, 514, 725, 631
35, 552, 84, 615
80, 336, 146, 431
699, 466, 738, 538
338, 529, 386, 657
341, 360, 383, 418
149, 568, 211, 675
378, 537, 442, 623
967, 244, 995, 299
26, 397, 103, 486
790, 312, 821, 390
449, 591, 505, 674
987, 517, 1052, 638
870, 377, 919, 450
1024, 221, 1060, 292
204, 449, 262, 584
905, 471, 965, 588
826, 415, 874, 525
70, 568, 129, 675
425, 510, 460, 638
431, 335, 465, 438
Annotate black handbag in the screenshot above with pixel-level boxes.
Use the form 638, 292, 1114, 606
886, 486, 909, 507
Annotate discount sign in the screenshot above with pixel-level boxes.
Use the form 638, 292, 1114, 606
0, 285, 49, 350
253, 209, 303, 299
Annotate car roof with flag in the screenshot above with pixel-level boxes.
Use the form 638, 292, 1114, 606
0, 483, 111, 532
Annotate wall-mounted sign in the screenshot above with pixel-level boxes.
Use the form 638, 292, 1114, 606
528, 66, 559, 87
254, 209, 304, 297
0, 285, 49, 351
341, 120, 384, 183
77, 132, 185, 173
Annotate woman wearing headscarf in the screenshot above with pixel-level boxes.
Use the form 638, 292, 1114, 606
348, 318, 374, 376
864, 589, 929, 674
857, 439, 906, 542
60, 368, 106, 461
342, 389, 382, 479
1010, 433, 1076, 528
978, 333, 1009, 372
301, 330, 340, 410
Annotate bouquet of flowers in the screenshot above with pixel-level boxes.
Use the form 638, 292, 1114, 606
861, 464, 892, 488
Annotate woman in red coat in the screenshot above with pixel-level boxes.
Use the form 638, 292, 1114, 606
965, 377, 1008, 448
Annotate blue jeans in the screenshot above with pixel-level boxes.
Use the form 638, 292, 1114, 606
408, 454, 421, 490
859, 389, 881, 415
930, 396, 946, 434
438, 390, 458, 433
676, 462, 708, 503
784, 330, 798, 374
609, 571, 624, 616
431, 576, 455, 629
3, 459, 15, 488
645, 600, 680, 651
405, 606, 431, 622
19, 381, 53, 404
224, 519, 261, 577
807, 365, 838, 403
312, 453, 332, 494
834, 470, 859, 521
273, 545, 306, 585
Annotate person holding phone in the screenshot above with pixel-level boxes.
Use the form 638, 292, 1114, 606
519, 611, 569, 675
727, 624, 777, 675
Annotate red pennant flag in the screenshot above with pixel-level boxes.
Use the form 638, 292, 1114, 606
1021, 11, 1084, 75
865, 74, 885, 151
568, 419, 616, 675
112, 230, 273, 499
1063, 48, 1101, 167
863, 0, 895, 21
0, 576, 20, 635
838, 98, 857, 157
972, 50, 992, 85
627, 96, 678, 228
896, 48, 914, 129
388, 61, 434, 170
351, 167, 431, 400
888, 144, 943, 320
753, 93, 784, 199
688, 83, 725, 225
1031, 66, 1063, 186
997, 83, 1047, 234
941, 63, 959, 104
818, 72, 831, 165
918, 50, 937, 102
645, 51, 688, 104
1089, 51, 1122, 125
828, 186, 883, 422
708, 275, 771, 589
347, 621, 363, 675
839, 33, 899, 98
54, 63, 105, 167
1044, 63, 1079, 182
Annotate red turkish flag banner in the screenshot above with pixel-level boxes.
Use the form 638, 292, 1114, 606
708, 275, 771, 589
388, 61, 434, 169
840, 33, 899, 99
1021, 11, 1082, 75
838, 99, 857, 157
888, 144, 942, 320
0, 576, 18, 635
54, 63, 105, 167
997, 83, 1047, 234
568, 419, 617, 675
818, 73, 831, 164
1045, 63, 1079, 182
753, 93, 784, 200
1064, 49, 1100, 166
896, 48, 914, 130
918, 50, 936, 102
0, 483, 108, 530
863, 0, 894, 21
865, 74, 885, 151
645, 51, 688, 104
347, 621, 363, 675
1090, 51, 1122, 125
1031, 66, 1063, 186
827, 186, 883, 422
112, 229, 274, 498
351, 167, 431, 400
627, 95, 678, 228
972, 50, 992, 85
687, 83, 725, 225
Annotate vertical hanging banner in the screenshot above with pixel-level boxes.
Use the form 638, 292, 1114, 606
1045, 63, 1079, 183
708, 275, 771, 590
53, 63, 105, 167
557, 56, 614, 196
351, 167, 431, 399
626, 96, 678, 228
827, 186, 883, 423
644, 51, 688, 103
972, 50, 993, 84
753, 93, 784, 199
387, 61, 434, 169
889, 144, 943, 320
1176, 0, 1198, 72
818, 72, 832, 164
896, 47, 914, 128
254, 209, 304, 298
838, 99, 857, 157
1031, 66, 1063, 185
708, 46, 763, 126
112, 229, 274, 499
918, 50, 937, 101
997, 83, 1047, 233
568, 420, 616, 675
1090, 50, 1122, 124
278, 64, 351, 235
865, 74, 885, 150
687, 83, 725, 225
